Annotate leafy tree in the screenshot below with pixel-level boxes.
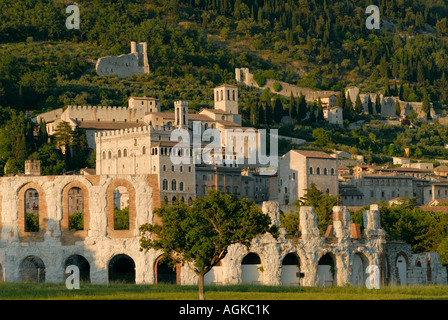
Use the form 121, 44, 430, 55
375, 94, 381, 114
355, 93, 363, 114
312, 128, 330, 149
317, 98, 324, 121
288, 92, 296, 119
367, 95, 373, 114
114, 206, 129, 230
69, 212, 84, 231
395, 100, 401, 117
139, 190, 278, 300
53, 121, 73, 157
273, 96, 284, 124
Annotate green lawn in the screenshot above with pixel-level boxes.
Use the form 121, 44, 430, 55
0, 282, 448, 300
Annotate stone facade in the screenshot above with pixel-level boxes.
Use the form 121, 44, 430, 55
3, 186, 445, 287
278, 150, 338, 209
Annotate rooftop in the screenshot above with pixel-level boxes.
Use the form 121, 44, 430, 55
293, 150, 335, 159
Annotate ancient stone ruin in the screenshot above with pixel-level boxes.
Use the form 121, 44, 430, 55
96, 41, 149, 78
0, 172, 444, 288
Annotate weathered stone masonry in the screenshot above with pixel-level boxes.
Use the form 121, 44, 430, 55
0, 176, 445, 286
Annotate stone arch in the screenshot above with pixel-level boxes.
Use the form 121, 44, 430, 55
350, 252, 369, 286
280, 252, 301, 286
20, 255, 45, 283
17, 182, 48, 242
61, 181, 91, 245
106, 179, 136, 238
395, 252, 409, 286
317, 252, 337, 286
241, 252, 263, 285
108, 254, 135, 284
64, 254, 91, 283
154, 255, 180, 285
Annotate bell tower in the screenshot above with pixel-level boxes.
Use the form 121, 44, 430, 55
174, 101, 189, 128
214, 84, 238, 115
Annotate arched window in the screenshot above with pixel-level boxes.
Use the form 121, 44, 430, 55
142, 146, 146, 155
162, 179, 168, 190
102, 152, 106, 160
316, 168, 320, 175
113, 186, 129, 230
171, 180, 177, 191
331, 168, 335, 175
179, 182, 184, 191
123, 149, 127, 157
25, 188, 39, 232
324, 168, 327, 175
108, 151, 112, 159
118, 150, 122, 158
309, 167, 313, 175
68, 187, 84, 231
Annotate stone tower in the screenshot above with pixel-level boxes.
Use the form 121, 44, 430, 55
175, 101, 189, 129
214, 84, 238, 115
24, 160, 41, 176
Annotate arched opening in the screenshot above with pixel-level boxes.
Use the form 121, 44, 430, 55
24, 188, 39, 232
21, 256, 45, 283
396, 253, 408, 286
281, 253, 300, 286
427, 258, 432, 283
113, 186, 129, 230
65, 255, 90, 283
351, 252, 369, 286
155, 256, 178, 285
317, 253, 336, 286
205, 261, 223, 285
241, 253, 262, 285
68, 187, 84, 231
108, 254, 135, 284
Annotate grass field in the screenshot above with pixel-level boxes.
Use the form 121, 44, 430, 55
0, 282, 448, 300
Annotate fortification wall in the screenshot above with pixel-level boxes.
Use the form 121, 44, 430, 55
63, 105, 147, 123
96, 42, 149, 78
235, 68, 338, 101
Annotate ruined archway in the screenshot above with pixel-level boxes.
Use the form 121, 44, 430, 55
241, 252, 262, 285
20, 255, 45, 283
155, 256, 179, 285
65, 255, 91, 283
395, 253, 408, 286
108, 254, 135, 284
351, 252, 369, 286
317, 253, 336, 286
281, 253, 301, 286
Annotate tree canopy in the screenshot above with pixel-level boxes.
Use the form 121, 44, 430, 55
139, 189, 278, 300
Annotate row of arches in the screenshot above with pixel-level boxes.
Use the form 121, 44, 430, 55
9, 251, 434, 286
102, 148, 129, 160
16, 254, 135, 284
19, 178, 139, 240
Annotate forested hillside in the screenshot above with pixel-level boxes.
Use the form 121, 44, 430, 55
1, 0, 448, 174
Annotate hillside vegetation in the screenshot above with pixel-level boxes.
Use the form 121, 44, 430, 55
0, 0, 448, 171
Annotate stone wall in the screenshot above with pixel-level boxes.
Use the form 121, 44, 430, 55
235, 68, 338, 101
96, 42, 149, 78
0, 180, 445, 287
